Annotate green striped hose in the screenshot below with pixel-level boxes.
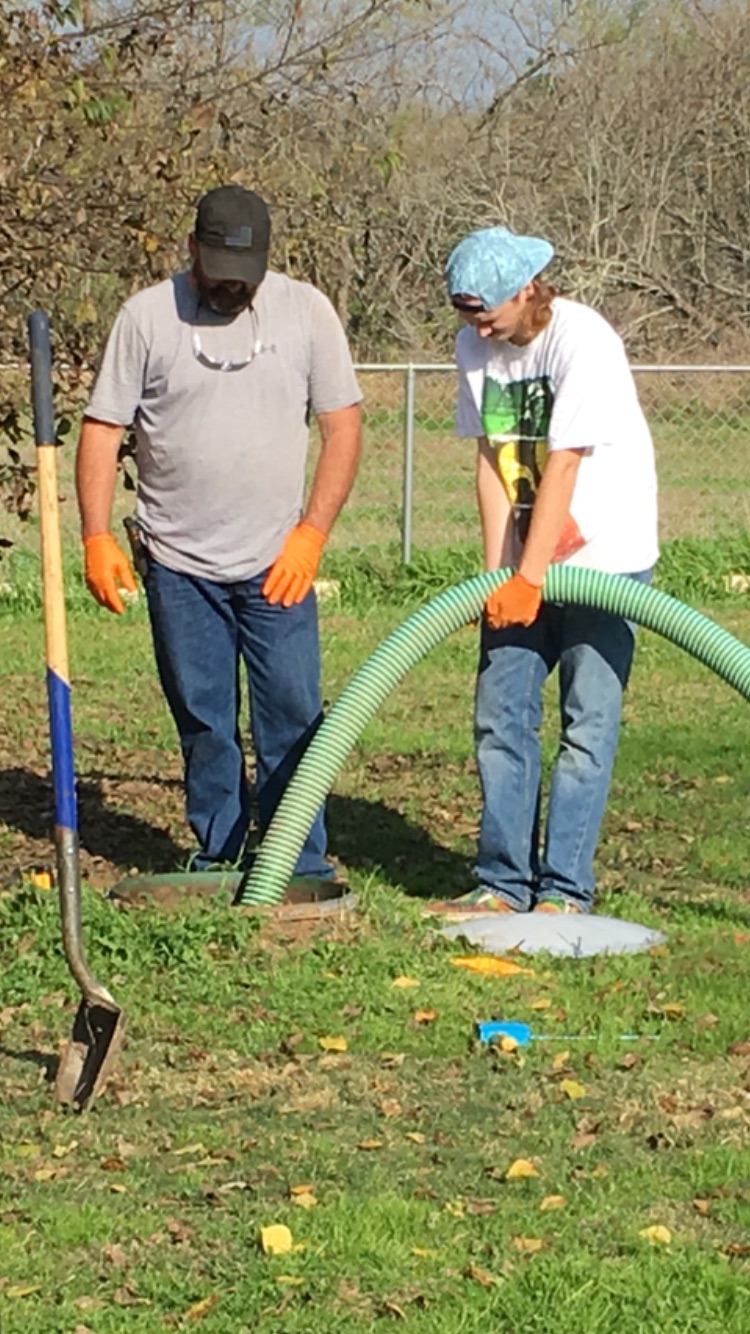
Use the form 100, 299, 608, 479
239, 566, 750, 905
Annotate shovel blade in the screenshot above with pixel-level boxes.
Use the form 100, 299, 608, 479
55, 1000, 125, 1110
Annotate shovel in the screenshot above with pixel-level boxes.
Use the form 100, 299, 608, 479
28, 309, 125, 1109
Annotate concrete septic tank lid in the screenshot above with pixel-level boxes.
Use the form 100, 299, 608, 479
440, 912, 666, 958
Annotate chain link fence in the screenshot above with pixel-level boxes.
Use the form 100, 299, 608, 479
328, 364, 750, 559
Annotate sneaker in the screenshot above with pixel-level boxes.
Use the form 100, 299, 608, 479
533, 894, 584, 915
422, 886, 520, 920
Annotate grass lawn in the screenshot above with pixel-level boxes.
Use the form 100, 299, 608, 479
1, 593, 750, 1331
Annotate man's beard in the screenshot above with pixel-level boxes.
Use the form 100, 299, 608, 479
195, 269, 251, 317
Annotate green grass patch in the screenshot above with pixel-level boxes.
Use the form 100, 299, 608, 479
2, 592, 750, 1329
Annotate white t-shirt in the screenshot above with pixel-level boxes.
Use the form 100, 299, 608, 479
86, 270, 362, 583
455, 297, 659, 574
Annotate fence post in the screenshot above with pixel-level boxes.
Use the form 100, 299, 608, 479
401, 363, 416, 564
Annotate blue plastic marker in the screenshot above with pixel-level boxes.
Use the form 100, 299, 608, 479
476, 1020, 648, 1045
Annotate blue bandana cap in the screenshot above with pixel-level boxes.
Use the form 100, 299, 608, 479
445, 226, 554, 308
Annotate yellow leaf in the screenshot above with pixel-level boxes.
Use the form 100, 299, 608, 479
52, 1142, 78, 1158
289, 1183, 314, 1195
661, 1002, 685, 1020
16, 1142, 42, 1158
260, 1224, 293, 1255
29, 870, 52, 890
505, 1158, 540, 1179
356, 1138, 383, 1151
540, 1195, 566, 1211
33, 1167, 58, 1181
552, 1050, 570, 1071
318, 1035, 348, 1052
391, 975, 420, 988
530, 997, 552, 1010
6, 1284, 42, 1298
184, 1292, 221, 1321
291, 1191, 316, 1210
413, 1008, 439, 1024
405, 1131, 426, 1144
109, 1183, 128, 1194
444, 1200, 465, 1217
464, 1262, 496, 1286
560, 1079, 587, 1100
513, 1235, 544, 1253
412, 1246, 438, 1258
500, 1035, 519, 1052
639, 1224, 672, 1245
276, 1275, 304, 1286
173, 1142, 206, 1156
450, 955, 534, 976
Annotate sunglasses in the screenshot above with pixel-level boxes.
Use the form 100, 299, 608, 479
451, 296, 487, 314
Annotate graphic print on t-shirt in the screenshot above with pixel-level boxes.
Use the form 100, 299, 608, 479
481, 371, 584, 558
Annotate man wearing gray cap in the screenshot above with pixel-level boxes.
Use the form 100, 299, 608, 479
427, 225, 658, 918
76, 184, 362, 878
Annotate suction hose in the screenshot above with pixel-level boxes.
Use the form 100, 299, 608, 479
239, 566, 750, 905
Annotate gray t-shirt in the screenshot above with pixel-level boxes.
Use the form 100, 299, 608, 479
85, 269, 362, 581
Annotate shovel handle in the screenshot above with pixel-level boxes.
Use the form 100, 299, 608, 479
28, 310, 116, 1012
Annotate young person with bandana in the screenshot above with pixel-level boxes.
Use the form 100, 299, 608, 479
76, 184, 362, 878
427, 226, 658, 917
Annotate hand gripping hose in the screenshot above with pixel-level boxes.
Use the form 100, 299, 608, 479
239, 566, 750, 905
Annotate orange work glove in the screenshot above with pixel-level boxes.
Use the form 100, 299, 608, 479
485, 572, 543, 629
262, 522, 327, 607
83, 533, 137, 614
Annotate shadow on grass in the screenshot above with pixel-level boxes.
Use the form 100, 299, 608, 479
0, 765, 186, 873
327, 792, 471, 899
0, 1045, 59, 1081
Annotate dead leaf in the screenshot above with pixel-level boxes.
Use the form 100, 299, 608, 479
413, 1009, 438, 1024
499, 1035, 519, 1053
291, 1191, 316, 1210
692, 1197, 711, 1214
260, 1225, 294, 1255
52, 1141, 78, 1158
560, 1079, 587, 1100
102, 1242, 129, 1267
513, 1235, 544, 1253
464, 1262, 496, 1287
570, 1132, 598, 1150
412, 1246, 439, 1258
380, 1052, 406, 1068
540, 1195, 566, 1211
639, 1224, 672, 1244
391, 976, 420, 988
505, 1158, 540, 1179
450, 956, 534, 976
530, 997, 552, 1010
617, 1052, 640, 1070
381, 1300, 407, 1318
551, 1050, 571, 1071
100, 1155, 127, 1172
405, 1132, 426, 1144
318, 1034, 348, 1052
357, 1139, 383, 1151
184, 1293, 221, 1321
172, 1142, 206, 1157
6, 1283, 42, 1298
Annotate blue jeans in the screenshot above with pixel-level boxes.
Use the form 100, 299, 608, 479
474, 573, 651, 911
144, 557, 332, 876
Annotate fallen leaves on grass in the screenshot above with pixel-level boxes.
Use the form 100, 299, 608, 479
184, 1293, 221, 1322
391, 976, 420, 988
559, 1079, 587, 1100
318, 1035, 348, 1052
413, 1008, 439, 1024
540, 1195, 566, 1211
259, 1224, 294, 1256
513, 1236, 544, 1253
5, 1283, 42, 1298
638, 1224, 672, 1245
450, 956, 535, 977
356, 1139, 383, 1151
505, 1158, 540, 1179
464, 1263, 497, 1287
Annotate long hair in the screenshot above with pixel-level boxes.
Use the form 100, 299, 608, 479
523, 278, 560, 340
